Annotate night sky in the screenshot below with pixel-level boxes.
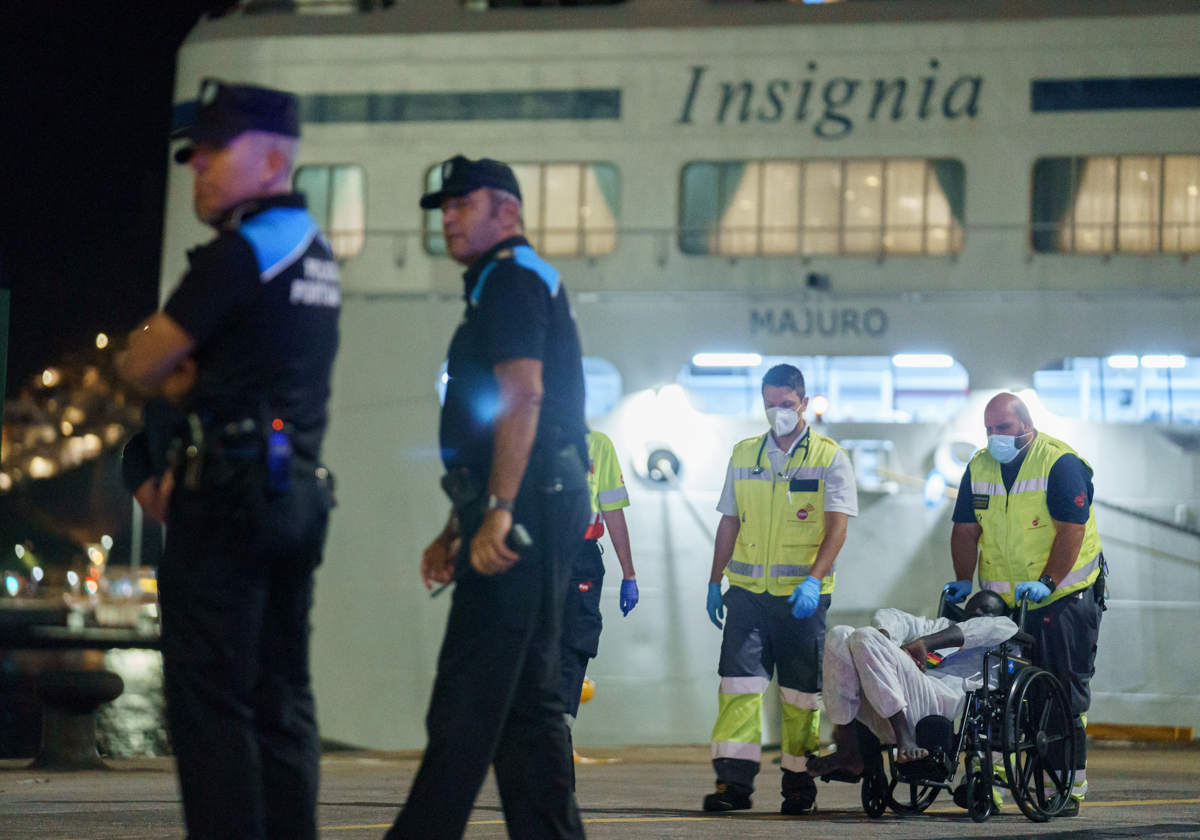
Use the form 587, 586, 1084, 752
0, 1, 225, 395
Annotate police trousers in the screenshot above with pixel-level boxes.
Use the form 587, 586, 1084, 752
559, 539, 605, 727
1028, 585, 1103, 798
386, 479, 590, 840
158, 469, 332, 840
712, 585, 829, 800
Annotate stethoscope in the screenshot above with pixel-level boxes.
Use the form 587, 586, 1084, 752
751, 428, 812, 503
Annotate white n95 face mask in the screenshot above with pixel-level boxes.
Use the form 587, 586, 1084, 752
766, 407, 799, 437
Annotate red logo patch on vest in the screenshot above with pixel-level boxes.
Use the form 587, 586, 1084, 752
797, 503, 815, 521
1032, 517, 1040, 527
578, 581, 593, 593
1075, 492, 1086, 507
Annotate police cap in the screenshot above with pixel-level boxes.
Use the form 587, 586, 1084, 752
419, 156, 522, 209
173, 78, 301, 164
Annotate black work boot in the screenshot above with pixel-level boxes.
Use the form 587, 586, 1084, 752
781, 769, 818, 815
702, 783, 752, 812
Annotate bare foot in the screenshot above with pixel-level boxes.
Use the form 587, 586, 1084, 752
888, 711, 929, 763
807, 724, 865, 777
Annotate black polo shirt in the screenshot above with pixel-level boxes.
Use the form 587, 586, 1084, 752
439, 236, 587, 474
163, 193, 340, 461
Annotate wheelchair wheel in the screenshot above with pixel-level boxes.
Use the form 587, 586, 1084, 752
886, 775, 940, 816
861, 767, 888, 819
1003, 668, 1076, 822
965, 754, 993, 823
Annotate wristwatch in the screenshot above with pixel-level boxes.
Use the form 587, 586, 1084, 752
486, 495, 514, 513
1037, 574, 1057, 593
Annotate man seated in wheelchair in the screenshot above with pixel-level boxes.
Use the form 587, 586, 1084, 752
806, 590, 1012, 776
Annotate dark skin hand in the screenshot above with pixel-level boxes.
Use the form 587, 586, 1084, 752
901, 625, 965, 673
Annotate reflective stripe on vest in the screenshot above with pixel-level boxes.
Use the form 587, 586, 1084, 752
968, 432, 1103, 609
726, 430, 842, 597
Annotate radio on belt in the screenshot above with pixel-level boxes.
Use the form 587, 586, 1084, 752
267, 418, 293, 493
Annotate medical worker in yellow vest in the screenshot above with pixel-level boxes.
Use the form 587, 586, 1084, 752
944, 392, 1104, 817
703, 364, 858, 815
559, 431, 638, 758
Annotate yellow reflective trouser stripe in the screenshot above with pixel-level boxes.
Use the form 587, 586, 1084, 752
711, 691, 762, 759
780, 704, 820, 765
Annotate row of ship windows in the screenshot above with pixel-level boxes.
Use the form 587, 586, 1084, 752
294, 154, 1200, 261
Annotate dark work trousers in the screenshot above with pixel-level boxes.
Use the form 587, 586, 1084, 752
1028, 585, 1103, 783
386, 481, 591, 840
158, 469, 332, 840
559, 539, 605, 728
715, 586, 830, 803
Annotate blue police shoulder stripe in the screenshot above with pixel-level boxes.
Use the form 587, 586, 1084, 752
238, 207, 321, 282
469, 245, 560, 304
512, 245, 561, 297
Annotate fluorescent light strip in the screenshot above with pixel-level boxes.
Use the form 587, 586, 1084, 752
892, 354, 954, 368
693, 353, 762, 368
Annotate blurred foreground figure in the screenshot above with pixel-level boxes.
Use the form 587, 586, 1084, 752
119, 78, 339, 840
386, 156, 589, 840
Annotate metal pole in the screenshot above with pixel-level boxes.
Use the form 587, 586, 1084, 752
130, 497, 143, 571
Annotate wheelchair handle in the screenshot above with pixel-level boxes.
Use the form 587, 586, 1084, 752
1015, 592, 1030, 634
1011, 631, 1035, 648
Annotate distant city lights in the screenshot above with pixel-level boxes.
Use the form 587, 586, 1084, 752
31, 567, 43, 582
5, 576, 18, 597
101, 535, 113, 550
14, 545, 25, 559
84, 579, 98, 595
892, 354, 954, 368
67, 571, 79, 587
88, 547, 105, 566
692, 353, 762, 368
42, 368, 61, 387
95, 332, 109, 349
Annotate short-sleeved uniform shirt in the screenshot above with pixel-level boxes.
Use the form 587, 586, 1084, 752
440, 236, 587, 473
584, 431, 629, 540
951, 444, 1093, 525
162, 193, 341, 462
716, 426, 859, 518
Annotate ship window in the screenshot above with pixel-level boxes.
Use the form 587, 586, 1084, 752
424, 163, 619, 257
1035, 356, 1200, 424
293, 165, 366, 260
1031, 155, 1200, 254
679, 158, 965, 257
677, 355, 968, 423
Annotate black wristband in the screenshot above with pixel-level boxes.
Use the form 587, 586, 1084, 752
1038, 574, 1057, 593
486, 495, 514, 513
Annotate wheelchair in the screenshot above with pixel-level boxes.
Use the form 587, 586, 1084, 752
818, 593, 1077, 823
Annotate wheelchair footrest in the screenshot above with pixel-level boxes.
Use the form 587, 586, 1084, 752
819, 768, 865, 785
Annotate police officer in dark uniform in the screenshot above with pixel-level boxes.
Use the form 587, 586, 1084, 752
118, 79, 339, 840
385, 157, 590, 840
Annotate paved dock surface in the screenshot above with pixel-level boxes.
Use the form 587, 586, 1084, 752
3, 744, 1198, 838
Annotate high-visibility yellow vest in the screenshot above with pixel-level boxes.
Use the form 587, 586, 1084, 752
584, 431, 629, 540
967, 432, 1103, 609
726, 429, 842, 597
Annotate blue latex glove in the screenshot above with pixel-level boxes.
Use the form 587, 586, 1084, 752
788, 576, 822, 620
943, 579, 972, 603
707, 582, 725, 629
620, 579, 639, 616
1015, 580, 1052, 604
